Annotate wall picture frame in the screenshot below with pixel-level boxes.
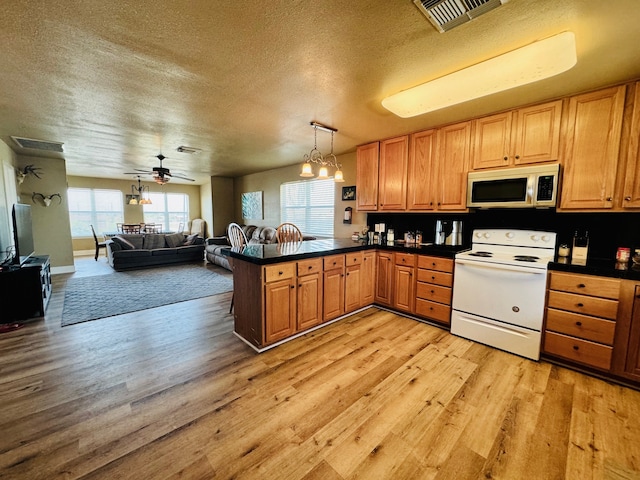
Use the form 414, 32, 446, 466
241, 191, 264, 220
342, 185, 356, 201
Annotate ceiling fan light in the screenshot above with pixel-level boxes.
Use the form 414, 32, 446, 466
300, 162, 314, 177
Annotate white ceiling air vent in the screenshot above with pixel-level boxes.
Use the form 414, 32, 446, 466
11, 136, 64, 153
413, 0, 509, 33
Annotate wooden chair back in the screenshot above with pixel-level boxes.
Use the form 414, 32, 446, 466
276, 222, 303, 243
227, 223, 248, 248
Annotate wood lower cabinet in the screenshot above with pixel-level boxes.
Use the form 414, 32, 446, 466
360, 251, 375, 306
559, 85, 626, 210
344, 252, 363, 313
323, 254, 345, 321
543, 271, 621, 371
375, 251, 393, 306
264, 263, 296, 344
393, 253, 415, 313
611, 281, 640, 382
296, 258, 323, 331
415, 255, 453, 326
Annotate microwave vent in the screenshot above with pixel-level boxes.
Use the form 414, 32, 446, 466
413, 0, 509, 33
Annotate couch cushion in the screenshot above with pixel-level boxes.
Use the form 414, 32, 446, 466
248, 226, 277, 244
151, 247, 178, 256
182, 233, 199, 245
114, 249, 152, 258
165, 232, 185, 248
112, 235, 136, 250
143, 234, 166, 250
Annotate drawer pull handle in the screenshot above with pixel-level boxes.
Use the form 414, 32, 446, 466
431, 290, 435, 294
575, 321, 582, 326
577, 283, 586, 288
573, 345, 579, 351
576, 303, 584, 307
308, 266, 312, 269
278, 271, 283, 275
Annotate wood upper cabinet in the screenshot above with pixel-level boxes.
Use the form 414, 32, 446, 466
407, 128, 437, 211
356, 142, 379, 211
435, 121, 472, 211
375, 251, 393, 306
471, 100, 562, 170
559, 86, 626, 210
378, 136, 409, 211
621, 81, 640, 209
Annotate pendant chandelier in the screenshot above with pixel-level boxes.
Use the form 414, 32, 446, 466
300, 122, 344, 182
129, 176, 152, 205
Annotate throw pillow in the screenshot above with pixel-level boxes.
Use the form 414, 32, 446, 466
143, 234, 166, 250
112, 235, 136, 250
165, 233, 185, 248
183, 233, 199, 246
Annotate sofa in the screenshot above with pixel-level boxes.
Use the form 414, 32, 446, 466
205, 225, 277, 271
106, 232, 205, 271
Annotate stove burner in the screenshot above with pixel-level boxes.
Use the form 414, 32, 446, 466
468, 251, 493, 257
513, 255, 540, 262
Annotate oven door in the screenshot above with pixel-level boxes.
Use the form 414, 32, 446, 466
452, 258, 547, 330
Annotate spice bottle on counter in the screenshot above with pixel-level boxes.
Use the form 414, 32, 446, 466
616, 247, 631, 263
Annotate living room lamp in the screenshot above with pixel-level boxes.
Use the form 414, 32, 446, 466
130, 176, 152, 205
382, 31, 577, 118
300, 122, 344, 183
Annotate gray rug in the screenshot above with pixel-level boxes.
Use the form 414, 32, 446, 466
62, 264, 233, 326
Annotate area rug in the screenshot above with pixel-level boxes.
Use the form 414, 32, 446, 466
62, 264, 233, 326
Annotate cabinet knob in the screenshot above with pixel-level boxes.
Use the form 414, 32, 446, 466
606, 197, 612, 201
290, 285, 295, 289
308, 265, 312, 269
576, 321, 582, 326
573, 345, 579, 351
278, 271, 283, 275
576, 303, 584, 307
625, 196, 632, 201
503, 156, 508, 161
577, 283, 586, 288
515, 155, 520, 160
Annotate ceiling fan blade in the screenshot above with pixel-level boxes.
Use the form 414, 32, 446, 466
123, 171, 153, 175
170, 173, 196, 181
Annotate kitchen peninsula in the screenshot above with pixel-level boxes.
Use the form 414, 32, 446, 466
228, 239, 464, 351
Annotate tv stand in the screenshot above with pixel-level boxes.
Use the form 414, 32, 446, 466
0, 255, 51, 321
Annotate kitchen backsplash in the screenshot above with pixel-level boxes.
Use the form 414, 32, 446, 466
367, 210, 640, 260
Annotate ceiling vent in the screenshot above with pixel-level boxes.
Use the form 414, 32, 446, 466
413, 0, 509, 33
11, 136, 64, 153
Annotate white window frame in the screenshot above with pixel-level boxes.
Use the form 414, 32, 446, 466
67, 188, 124, 237
143, 192, 189, 232
280, 178, 334, 237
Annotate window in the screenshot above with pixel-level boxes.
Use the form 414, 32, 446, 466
280, 179, 334, 237
143, 193, 189, 232
68, 188, 124, 237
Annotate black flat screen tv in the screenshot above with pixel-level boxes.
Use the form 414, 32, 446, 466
12, 203, 35, 265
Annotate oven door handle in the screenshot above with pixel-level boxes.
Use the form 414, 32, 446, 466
455, 259, 547, 275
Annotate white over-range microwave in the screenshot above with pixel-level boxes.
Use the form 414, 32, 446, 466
467, 163, 560, 209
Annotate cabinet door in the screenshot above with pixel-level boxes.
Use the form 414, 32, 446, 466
407, 129, 437, 210
323, 268, 345, 321
436, 121, 471, 211
375, 252, 393, 306
356, 142, 379, 211
471, 112, 512, 170
264, 278, 296, 344
297, 272, 322, 331
360, 251, 376, 306
512, 100, 562, 165
378, 136, 409, 210
560, 86, 626, 210
393, 264, 415, 313
622, 81, 640, 209
344, 264, 362, 313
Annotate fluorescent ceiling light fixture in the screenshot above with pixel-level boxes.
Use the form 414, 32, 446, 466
382, 31, 577, 118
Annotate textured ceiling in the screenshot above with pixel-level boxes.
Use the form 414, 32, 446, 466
1, 0, 640, 185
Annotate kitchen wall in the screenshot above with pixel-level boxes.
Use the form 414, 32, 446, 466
233, 152, 366, 238
367, 210, 640, 261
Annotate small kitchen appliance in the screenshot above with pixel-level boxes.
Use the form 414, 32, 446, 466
435, 220, 463, 246
451, 228, 556, 360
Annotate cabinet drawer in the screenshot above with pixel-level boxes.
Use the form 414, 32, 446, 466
545, 308, 616, 345
297, 258, 322, 276
415, 299, 451, 325
416, 269, 453, 287
395, 253, 415, 267
544, 331, 612, 371
345, 252, 363, 266
324, 254, 344, 270
416, 282, 452, 304
547, 290, 619, 320
417, 255, 453, 273
264, 263, 295, 283
549, 272, 620, 299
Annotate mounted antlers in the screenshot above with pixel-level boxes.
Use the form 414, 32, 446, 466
32, 192, 61, 207
16, 164, 43, 184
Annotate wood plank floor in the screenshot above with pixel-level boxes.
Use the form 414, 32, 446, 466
1, 256, 640, 479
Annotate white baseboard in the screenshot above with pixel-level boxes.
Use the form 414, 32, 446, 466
52, 265, 76, 274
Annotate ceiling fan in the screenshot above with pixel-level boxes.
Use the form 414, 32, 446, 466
124, 154, 195, 184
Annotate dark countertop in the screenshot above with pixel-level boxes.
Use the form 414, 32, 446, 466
227, 239, 468, 265
549, 256, 640, 281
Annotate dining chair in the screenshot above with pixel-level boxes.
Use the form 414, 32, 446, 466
276, 222, 303, 243
116, 223, 124, 233
122, 224, 141, 234
227, 222, 248, 314
90, 224, 108, 261
176, 222, 185, 234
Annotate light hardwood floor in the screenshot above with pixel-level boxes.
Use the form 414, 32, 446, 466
1, 256, 640, 479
